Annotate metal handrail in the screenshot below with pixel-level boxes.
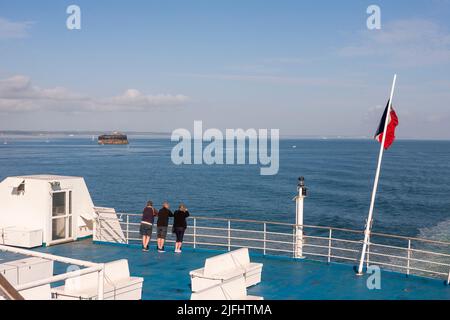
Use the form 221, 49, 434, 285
113, 212, 450, 246
115, 213, 365, 232
99, 213, 450, 250
0, 244, 105, 300
94, 213, 450, 284
370, 231, 450, 246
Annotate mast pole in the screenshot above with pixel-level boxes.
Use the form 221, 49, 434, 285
357, 74, 397, 275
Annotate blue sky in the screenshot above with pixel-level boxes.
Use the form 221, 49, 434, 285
1, 0, 450, 138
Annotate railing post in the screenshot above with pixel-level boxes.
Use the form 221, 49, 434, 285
447, 269, 450, 285
98, 217, 102, 241
327, 229, 332, 263
294, 177, 307, 259
366, 241, 370, 268
97, 265, 104, 300
227, 220, 231, 251
193, 218, 197, 249
292, 226, 296, 258
407, 239, 411, 276
126, 214, 130, 245
263, 223, 267, 255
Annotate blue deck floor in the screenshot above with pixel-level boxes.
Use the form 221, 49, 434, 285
26, 240, 450, 300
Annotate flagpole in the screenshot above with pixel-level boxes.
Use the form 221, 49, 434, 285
357, 74, 397, 275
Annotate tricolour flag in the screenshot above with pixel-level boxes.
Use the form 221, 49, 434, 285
374, 100, 399, 150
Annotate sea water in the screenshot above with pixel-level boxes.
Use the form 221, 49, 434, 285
0, 136, 449, 241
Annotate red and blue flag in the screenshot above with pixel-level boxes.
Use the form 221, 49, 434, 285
375, 100, 399, 150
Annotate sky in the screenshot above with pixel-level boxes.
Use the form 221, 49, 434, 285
0, 0, 450, 138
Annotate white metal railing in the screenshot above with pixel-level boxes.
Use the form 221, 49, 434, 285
95, 213, 450, 284
0, 244, 105, 300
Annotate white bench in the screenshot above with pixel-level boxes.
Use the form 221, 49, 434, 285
191, 276, 263, 300
53, 259, 143, 300
190, 248, 263, 292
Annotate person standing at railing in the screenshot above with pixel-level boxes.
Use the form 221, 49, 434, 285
172, 203, 190, 253
140, 201, 158, 252
156, 201, 173, 252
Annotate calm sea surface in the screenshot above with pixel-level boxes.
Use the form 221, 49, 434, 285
1, 137, 449, 241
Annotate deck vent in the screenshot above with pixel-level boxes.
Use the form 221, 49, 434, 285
12, 180, 25, 195
50, 181, 61, 191
17, 180, 25, 193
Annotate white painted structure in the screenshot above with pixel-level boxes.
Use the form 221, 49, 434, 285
190, 248, 263, 292
93, 207, 127, 244
191, 276, 263, 300
20, 284, 52, 300
358, 74, 398, 275
0, 175, 96, 247
53, 259, 143, 300
0, 243, 106, 300
1, 227, 43, 248
0, 257, 54, 286
0, 256, 54, 300
294, 177, 307, 258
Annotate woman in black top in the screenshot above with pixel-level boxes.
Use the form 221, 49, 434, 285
173, 203, 190, 253
139, 201, 158, 252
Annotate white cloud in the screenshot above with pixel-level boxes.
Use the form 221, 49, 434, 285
0, 17, 33, 39
0, 75, 190, 112
100, 89, 190, 111
0, 75, 83, 101
339, 19, 450, 67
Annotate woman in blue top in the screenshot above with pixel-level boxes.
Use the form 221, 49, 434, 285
172, 203, 190, 253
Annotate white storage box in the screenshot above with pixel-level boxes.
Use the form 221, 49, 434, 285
2, 227, 43, 248
0, 263, 18, 286
3, 257, 54, 285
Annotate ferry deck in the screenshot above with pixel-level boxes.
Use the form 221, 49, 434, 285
46, 240, 450, 300
2, 239, 449, 300
1, 175, 449, 300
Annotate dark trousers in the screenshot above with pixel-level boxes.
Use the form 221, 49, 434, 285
174, 227, 186, 242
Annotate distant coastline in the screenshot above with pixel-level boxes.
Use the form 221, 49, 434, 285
1, 131, 449, 141
0, 130, 171, 136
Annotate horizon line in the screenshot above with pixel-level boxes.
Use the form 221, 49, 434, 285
1, 130, 450, 141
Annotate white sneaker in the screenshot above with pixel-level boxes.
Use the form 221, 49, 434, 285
175, 249, 181, 253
